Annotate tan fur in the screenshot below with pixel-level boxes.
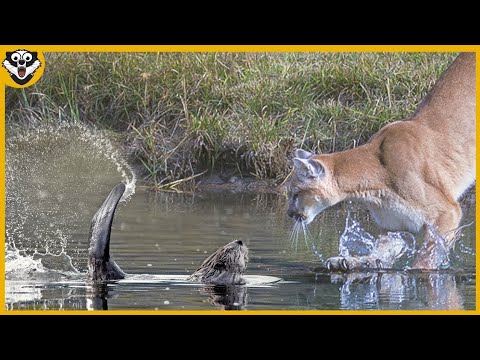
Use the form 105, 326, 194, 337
288, 53, 476, 269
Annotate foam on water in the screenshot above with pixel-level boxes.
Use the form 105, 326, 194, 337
6, 122, 136, 279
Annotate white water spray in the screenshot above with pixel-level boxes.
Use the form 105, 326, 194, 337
6, 122, 137, 278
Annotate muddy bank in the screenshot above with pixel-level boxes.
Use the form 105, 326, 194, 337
195, 173, 286, 194
194, 173, 476, 209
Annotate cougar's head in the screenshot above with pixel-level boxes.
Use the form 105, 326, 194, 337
287, 149, 341, 225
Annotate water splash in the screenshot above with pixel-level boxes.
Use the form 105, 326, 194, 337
338, 210, 416, 268
456, 241, 476, 257
289, 209, 469, 269
413, 224, 451, 269
6, 122, 136, 277
5, 246, 45, 278
339, 209, 376, 257
425, 221, 476, 269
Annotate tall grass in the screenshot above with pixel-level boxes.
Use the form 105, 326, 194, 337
5, 52, 456, 190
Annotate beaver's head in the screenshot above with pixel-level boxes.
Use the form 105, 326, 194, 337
188, 240, 249, 285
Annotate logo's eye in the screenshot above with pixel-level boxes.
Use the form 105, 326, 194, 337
11, 53, 20, 62
23, 53, 32, 62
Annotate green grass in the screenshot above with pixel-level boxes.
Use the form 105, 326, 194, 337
5, 52, 457, 190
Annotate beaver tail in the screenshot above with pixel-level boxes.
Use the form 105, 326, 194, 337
87, 183, 127, 282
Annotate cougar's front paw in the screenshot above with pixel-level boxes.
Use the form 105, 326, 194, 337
326, 256, 384, 272
325, 257, 351, 272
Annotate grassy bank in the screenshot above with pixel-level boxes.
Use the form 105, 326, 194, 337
6, 52, 457, 190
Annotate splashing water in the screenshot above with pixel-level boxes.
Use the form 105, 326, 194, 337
419, 220, 476, 269
6, 246, 45, 277
339, 210, 417, 268
413, 224, 451, 269
6, 122, 136, 278
339, 210, 376, 257
288, 208, 470, 269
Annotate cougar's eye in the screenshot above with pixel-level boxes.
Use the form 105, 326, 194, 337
11, 53, 20, 62
23, 53, 32, 62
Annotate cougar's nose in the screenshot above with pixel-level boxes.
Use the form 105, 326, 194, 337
287, 208, 295, 218
288, 210, 306, 221
236, 240, 243, 246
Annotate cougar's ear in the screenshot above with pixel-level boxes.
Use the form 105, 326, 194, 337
293, 158, 324, 180
295, 149, 313, 159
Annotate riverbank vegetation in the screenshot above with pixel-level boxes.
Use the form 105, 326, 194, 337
5, 52, 456, 191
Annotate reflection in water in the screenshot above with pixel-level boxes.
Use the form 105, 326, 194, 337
199, 285, 248, 310
329, 271, 469, 310
86, 282, 248, 311
86, 284, 110, 311
6, 269, 475, 311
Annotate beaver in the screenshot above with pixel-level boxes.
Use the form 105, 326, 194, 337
87, 183, 249, 285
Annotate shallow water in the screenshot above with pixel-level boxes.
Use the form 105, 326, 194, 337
5, 125, 476, 311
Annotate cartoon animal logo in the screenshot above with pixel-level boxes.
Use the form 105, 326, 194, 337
2, 49, 42, 86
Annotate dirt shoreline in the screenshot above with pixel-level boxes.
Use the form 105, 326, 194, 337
194, 173, 477, 209
195, 174, 286, 194
195, 172, 475, 200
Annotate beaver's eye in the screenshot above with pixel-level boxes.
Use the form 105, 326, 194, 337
214, 262, 225, 270
292, 193, 298, 201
